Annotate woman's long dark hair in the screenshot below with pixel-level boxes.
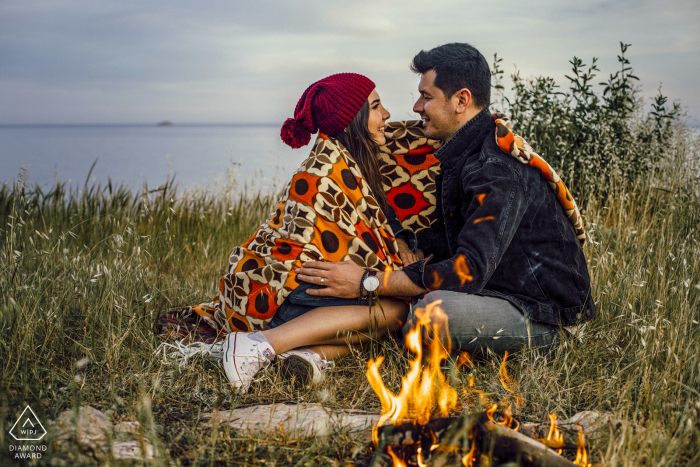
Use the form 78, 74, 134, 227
334, 101, 389, 214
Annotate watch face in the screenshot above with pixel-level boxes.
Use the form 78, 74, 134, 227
364, 275, 380, 292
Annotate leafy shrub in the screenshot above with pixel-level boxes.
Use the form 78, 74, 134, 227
491, 42, 684, 201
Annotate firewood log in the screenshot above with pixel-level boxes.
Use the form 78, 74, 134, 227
370, 412, 578, 467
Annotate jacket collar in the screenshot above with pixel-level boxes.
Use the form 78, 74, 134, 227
434, 108, 491, 164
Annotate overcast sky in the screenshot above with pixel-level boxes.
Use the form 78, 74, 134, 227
1, 0, 698, 126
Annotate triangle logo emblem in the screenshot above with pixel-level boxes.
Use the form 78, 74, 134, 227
9, 406, 47, 441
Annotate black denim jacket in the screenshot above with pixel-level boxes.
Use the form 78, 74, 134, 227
386, 206, 418, 252
403, 109, 595, 326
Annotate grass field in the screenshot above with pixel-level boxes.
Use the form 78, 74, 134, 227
1, 121, 699, 466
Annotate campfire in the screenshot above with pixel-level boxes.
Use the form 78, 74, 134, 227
365, 300, 591, 467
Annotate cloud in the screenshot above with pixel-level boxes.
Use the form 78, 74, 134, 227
0, 0, 697, 124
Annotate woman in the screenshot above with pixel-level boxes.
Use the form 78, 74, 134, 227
159, 73, 418, 393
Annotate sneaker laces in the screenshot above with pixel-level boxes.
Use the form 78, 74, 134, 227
318, 358, 334, 372
154, 339, 225, 371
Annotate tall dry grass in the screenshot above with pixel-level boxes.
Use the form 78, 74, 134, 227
1, 47, 699, 465
1, 122, 698, 465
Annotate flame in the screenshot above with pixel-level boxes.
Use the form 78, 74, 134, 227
454, 256, 473, 285
456, 351, 473, 370
464, 374, 488, 406
497, 404, 517, 430
432, 270, 443, 289
366, 301, 535, 466
460, 428, 477, 467
428, 430, 438, 450
467, 374, 482, 393
383, 265, 392, 289
484, 402, 519, 431
366, 300, 458, 454
464, 402, 520, 467
416, 447, 427, 467
503, 404, 519, 430
546, 414, 564, 455
573, 424, 590, 466
486, 403, 498, 419
499, 351, 514, 392
498, 351, 525, 408
386, 446, 407, 467
473, 216, 494, 224
461, 441, 476, 467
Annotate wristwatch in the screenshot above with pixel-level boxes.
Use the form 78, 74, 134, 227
362, 270, 379, 295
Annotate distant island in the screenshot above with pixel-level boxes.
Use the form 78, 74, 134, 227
157, 120, 173, 126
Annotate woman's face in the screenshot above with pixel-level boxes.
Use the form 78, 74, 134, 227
367, 89, 391, 145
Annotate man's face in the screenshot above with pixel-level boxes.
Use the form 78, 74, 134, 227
413, 70, 460, 141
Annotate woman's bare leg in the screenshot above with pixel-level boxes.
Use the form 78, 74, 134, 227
308, 344, 353, 360
309, 337, 398, 360
262, 298, 408, 355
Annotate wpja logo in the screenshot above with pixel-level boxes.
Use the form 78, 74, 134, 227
8, 406, 47, 460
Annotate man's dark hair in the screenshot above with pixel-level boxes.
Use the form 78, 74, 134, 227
410, 43, 491, 108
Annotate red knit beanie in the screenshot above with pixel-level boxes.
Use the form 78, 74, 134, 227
281, 73, 375, 148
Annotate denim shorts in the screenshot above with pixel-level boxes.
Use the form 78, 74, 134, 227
266, 282, 374, 329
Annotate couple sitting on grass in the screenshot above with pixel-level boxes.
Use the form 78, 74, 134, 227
157, 42, 595, 393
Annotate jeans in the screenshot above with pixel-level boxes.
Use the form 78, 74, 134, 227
266, 282, 374, 329
401, 290, 561, 355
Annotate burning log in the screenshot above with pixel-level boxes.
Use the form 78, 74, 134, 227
365, 300, 591, 467
368, 412, 579, 467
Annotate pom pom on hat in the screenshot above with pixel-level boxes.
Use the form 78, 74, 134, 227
281, 73, 375, 148
281, 118, 311, 149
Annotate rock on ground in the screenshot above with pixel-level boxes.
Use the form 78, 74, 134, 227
49, 406, 156, 465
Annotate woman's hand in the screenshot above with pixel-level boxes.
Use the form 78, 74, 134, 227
296, 261, 365, 298
397, 239, 419, 266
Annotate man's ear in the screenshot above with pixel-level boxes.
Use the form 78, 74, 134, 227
453, 88, 472, 115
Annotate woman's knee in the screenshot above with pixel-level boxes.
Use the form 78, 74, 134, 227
375, 298, 409, 331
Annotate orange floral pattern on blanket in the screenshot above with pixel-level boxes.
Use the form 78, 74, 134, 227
491, 113, 585, 245
190, 133, 403, 333
377, 116, 584, 245
378, 120, 442, 232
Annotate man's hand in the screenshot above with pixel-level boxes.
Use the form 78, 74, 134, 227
297, 258, 428, 299
397, 238, 419, 266
296, 260, 364, 298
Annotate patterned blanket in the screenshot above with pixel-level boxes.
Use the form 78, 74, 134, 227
492, 114, 585, 245
159, 133, 403, 340
377, 114, 584, 245
157, 114, 584, 343
377, 120, 441, 234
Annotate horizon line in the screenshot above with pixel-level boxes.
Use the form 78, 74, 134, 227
0, 122, 281, 128
1, 121, 698, 129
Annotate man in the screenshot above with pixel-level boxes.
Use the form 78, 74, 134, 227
299, 43, 594, 354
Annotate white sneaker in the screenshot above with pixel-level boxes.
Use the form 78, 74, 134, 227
222, 332, 275, 393
277, 348, 333, 386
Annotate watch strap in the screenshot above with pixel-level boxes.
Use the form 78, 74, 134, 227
359, 269, 370, 299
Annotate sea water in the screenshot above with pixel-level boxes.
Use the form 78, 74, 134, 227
0, 124, 312, 194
